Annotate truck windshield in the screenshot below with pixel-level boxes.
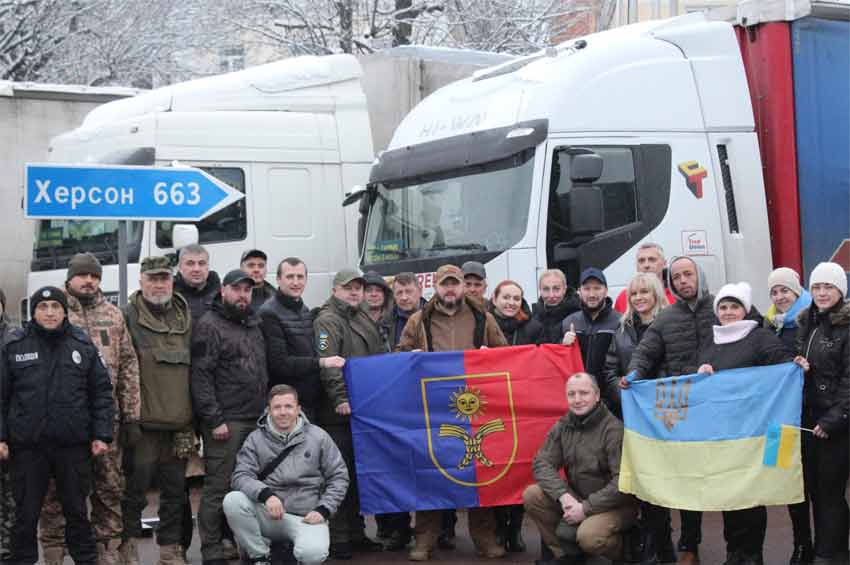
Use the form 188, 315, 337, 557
362, 150, 534, 266
31, 220, 143, 271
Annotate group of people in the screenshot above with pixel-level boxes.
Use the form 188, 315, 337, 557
0, 240, 846, 565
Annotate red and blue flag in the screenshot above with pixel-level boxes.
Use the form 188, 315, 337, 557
343, 344, 583, 514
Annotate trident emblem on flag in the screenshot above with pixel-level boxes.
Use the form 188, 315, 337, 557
655, 377, 692, 431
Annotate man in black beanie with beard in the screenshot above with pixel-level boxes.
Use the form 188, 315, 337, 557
0, 286, 114, 565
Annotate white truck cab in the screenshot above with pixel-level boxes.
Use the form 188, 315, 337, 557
355, 13, 773, 307
28, 54, 372, 309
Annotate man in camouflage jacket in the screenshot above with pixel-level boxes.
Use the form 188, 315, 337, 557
39, 253, 141, 565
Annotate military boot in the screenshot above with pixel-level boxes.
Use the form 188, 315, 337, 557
118, 538, 141, 565
43, 546, 66, 565
158, 543, 188, 565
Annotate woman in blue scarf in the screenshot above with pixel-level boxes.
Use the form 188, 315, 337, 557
764, 267, 813, 564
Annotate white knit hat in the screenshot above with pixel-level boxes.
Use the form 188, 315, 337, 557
809, 262, 847, 298
767, 267, 802, 297
714, 282, 752, 315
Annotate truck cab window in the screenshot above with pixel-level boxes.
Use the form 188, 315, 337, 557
156, 167, 247, 248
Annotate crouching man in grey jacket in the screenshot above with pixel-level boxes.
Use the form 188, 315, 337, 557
223, 384, 349, 565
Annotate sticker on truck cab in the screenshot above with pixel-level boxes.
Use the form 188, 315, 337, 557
678, 160, 707, 199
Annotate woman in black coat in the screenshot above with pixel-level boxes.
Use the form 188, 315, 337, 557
487, 280, 543, 553
697, 282, 796, 565
793, 262, 849, 565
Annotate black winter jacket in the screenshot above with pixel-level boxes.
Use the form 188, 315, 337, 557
1, 321, 114, 446
698, 325, 792, 371
174, 271, 221, 324
259, 291, 322, 412
489, 300, 544, 346
190, 298, 268, 430
796, 301, 850, 435
602, 316, 651, 418
562, 298, 621, 379
532, 293, 581, 344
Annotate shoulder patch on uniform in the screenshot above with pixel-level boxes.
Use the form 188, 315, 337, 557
317, 331, 329, 352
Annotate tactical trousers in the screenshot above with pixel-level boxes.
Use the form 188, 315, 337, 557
324, 423, 368, 545
414, 508, 500, 551
8, 444, 96, 565
41, 423, 124, 549
0, 463, 14, 560
523, 484, 637, 560
805, 432, 849, 559
198, 420, 255, 561
121, 430, 187, 546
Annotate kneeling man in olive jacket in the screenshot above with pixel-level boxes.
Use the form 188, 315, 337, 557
523, 372, 638, 564
223, 385, 349, 565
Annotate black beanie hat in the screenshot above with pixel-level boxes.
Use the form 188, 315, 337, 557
30, 286, 68, 317
67, 252, 103, 282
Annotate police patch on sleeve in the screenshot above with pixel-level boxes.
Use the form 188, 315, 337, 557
317, 331, 329, 352
72, 350, 82, 364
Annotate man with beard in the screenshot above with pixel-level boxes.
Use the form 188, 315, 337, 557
121, 257, 194, 565
191, 269, 268, 565
398, 264, 508, 561
314, 269, 386, 560
561, 268, 621, 411
241, 249, 276, 312
532, 269, 581, 344
173, 244, 221, 322
39, 253, 141, 565
1, 286, 114, 565
623, 256, 716, 564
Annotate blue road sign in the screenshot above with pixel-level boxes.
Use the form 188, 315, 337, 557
25, 163, 244, 221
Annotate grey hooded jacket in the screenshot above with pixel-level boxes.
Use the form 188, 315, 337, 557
230, 412, 349, 519
627, 256, 716, 379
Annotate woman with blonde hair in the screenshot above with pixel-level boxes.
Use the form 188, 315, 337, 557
603, 272, 673, 562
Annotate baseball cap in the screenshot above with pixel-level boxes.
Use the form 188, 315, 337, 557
462, 261, 486, 280
579, 267, 607, 287
222, 269, 254, 286
140, 256, 173, 275
333, 268, 366, 286
240, 249, 267, 263
435, 264, 463, 285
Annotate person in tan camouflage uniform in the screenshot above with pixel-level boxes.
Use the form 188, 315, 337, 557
39, 253, 141, 565
0, 288, 16, 561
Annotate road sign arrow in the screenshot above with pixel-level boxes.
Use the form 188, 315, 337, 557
25, 163, 244, 221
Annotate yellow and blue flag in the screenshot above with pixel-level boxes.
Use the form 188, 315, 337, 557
619, 362, 804, 511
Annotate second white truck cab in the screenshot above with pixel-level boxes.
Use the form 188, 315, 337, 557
354, 13, 774, 308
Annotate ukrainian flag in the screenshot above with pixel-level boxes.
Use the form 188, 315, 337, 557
619, 362, 804, 511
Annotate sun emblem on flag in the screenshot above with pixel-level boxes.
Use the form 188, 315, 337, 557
449, 386, 487, 422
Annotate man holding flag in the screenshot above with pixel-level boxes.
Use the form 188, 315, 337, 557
398, 264, 508, 561
524, 372, 638, 564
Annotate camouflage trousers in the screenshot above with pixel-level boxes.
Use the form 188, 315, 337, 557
40, 428, 124, 549
0, 462, 14, 560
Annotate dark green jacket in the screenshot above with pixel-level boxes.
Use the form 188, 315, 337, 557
314, 295, 387, 426
124, 292, 193, 431
532, 403, 636, 516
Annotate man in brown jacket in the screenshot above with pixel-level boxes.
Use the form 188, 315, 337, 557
523, 372, 637, 564
398, 264, 508, 561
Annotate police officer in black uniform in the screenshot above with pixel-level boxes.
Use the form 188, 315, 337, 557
0, 286, 114, 565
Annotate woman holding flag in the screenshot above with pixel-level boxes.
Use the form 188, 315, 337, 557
764, 267, 815, 564
696, 281, 796, 565
792, 262, 849, 565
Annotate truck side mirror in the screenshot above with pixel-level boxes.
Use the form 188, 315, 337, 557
172, 224, 199, 250
569, 186, 605, 235
570, 154, 603, 183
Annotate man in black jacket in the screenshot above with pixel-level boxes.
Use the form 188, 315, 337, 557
191, 270, 269, 565
0, 286, 114, 565
625, 256, 716, 564
173, 243, 220, 322
532, 269, 580, 344
241, 249, 276, 312
259, 257, 344, 420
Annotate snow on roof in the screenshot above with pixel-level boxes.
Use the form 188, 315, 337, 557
380, 45, 516, 66
0, 81, 142, 100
